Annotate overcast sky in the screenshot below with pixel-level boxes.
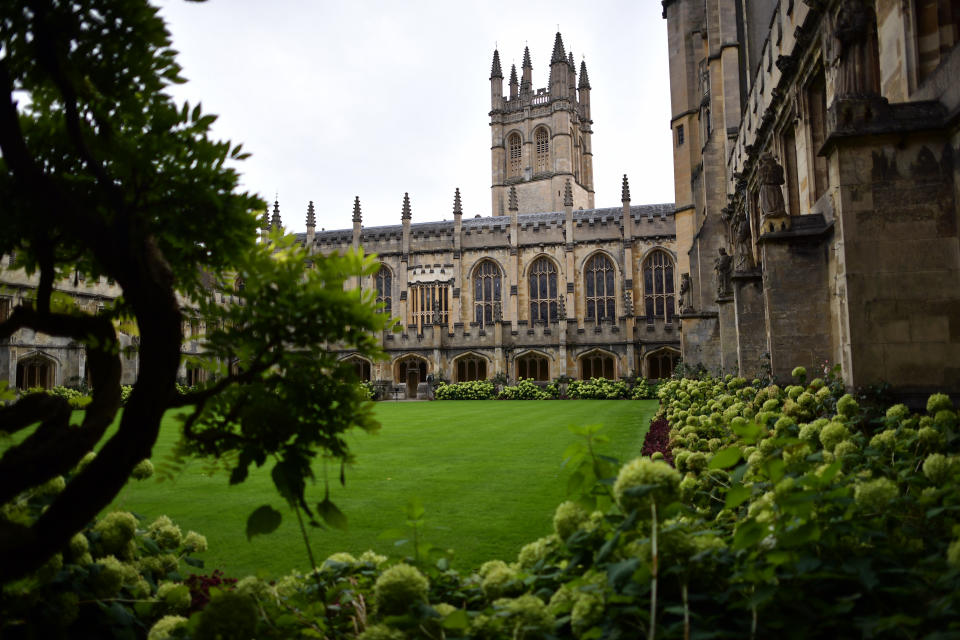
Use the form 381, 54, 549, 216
153, 0, 673, 233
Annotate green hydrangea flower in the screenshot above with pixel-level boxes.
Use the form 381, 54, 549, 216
91, 555, 126, 598
359, 549, 389, 567
922, 453, 954, 485
613, 457, 681, 515
147, 515, 182, 549
147, 615, 188, 640
762, 398, 780, 412
494, 594, 555, 632
235, 576, 273, 601
869, 429, 897, 451
323, 552, 356, 566
194, 591, 259, 640
886, 404, 910, 421
517, 534, 559, 569
479, 560, 520, 599
157, 581, 192, 611
68, 532, 89, 559
791, 366, 807, 380
548, 584, 578, 615
130, 459, 154, 480
819, 421, 849, 453
798, 422, 821, 443
93, 511, 139, 556
854, 477, 898, 512
934, 409, 958, 429
797, 391, 816, 409
571, 591, 605, 638
553, 501, 589, 541
927, 393, 953, 414
183, 530, 208, 553
651, 451, 664, 461
836, 394, 859, 418
374, 563, 430, 615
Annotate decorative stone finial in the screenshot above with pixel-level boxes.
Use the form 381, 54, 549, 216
568, 51, 575, 69
352, 197, 361, 223
306, 201, 316, 228
564, 179, 573, 207
578, 60, 591, 89
508, 185, 518, 212
490, 49, 503, 79
522, 46, 532, 69
270, 199, 282, 230
260, 206, 270, 230
551, 32, 566, 63
509, 64, 518, 86
453, 188, 462, 216
401, 192, 411, 220
621, 174, 631, 203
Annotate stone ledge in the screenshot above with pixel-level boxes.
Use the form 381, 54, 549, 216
758, 214, 833, 243
678, 311, 719, 320
732, 269, 763, 281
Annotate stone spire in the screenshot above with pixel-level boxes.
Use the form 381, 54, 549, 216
401, 192, 411, 220
490, 49, 503, 79
270, 199, 282, 230
521, 46, 532, 93
260, 205, 270, 230
621, 174, 631, 203
453, 188, 462, 216
564, 179, 574, 207
352, 196, 362, 223
508, 185, 518, 211
551, 32, 566, 63
579, 59, 591, 89
508, 63, 518, 99
568, 51, 575, 68
306, 201, 316, 228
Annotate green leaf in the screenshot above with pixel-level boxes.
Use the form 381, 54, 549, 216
709, 446, 742, 469
317, 497, 348, 531
162, 584, 191, 606
441, 609, 469, 630
732, 420, 763, 443
622, 484, 659, 499
245, 505, 282, 541
183, 556, 204, 568
725, 484, 751, 509
733, 520, 768, 550
607, 558, 639, 590
763, 458, 785, 483
405, 497, 425, 520
818, 460, 842, 484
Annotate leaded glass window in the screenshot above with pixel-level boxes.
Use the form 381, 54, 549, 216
528, 257, 558, 323
584, 254, 615, 321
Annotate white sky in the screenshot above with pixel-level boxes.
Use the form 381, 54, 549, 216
153, 0, 674, 233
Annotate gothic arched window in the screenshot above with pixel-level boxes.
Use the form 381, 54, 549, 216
516, 353, 549, 381
584, 253, 615, 321
16, 355, 54, 389
473, 261, 502, 326
455, 355, 487, 382
647, 349, 679, 379
528, 257, 558, 323
345, 356, 372, 382
642, 250, 675, 323
376, 265, 392, 316
508, 133, 522, 178
580, 351, 614, 379
534, 128, 549, 174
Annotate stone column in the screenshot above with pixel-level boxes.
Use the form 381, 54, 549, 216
732, 270, 766, 378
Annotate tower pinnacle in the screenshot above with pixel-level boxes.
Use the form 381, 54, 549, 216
401, 193, 411, 220
508, 185, 518, 212
270, 199, 282, 230
306, 201, 316, 228
453, 188, 462, 215
522, 45, 532, 69
579, 60, 591, 89
621, 174, 631, 203
490, 49, 503, 79
551, 32, 566, 63
564, 179, 574, 207
352, 196, 362, 223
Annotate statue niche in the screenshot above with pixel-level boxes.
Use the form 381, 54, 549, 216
679, 273, 693, 313
714, 248, 732, 298
733, 207, 756, 271
834, 0, 880, 99
758, 152, 790, 233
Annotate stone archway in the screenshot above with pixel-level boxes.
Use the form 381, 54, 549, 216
16, 352, 56, 390
394, 355, 428, 399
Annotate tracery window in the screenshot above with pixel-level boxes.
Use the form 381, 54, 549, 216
516, 353, 549, 381
580, 352, 614, 379
455, 355, 487, 382
508, 133, 522, 178
473, 261, 502, 326
584, 253, 615, 321
528, 257, 558, 323
534, 128, 549, 174
16, 355, 53, 389
642, 250, 675, 323
411, 283, 449, 328
0, 297, 10, 322
647, 350, 679, 379
376, 265, 392, 316
345, 356, 372, 382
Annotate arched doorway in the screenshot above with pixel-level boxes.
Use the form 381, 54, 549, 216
343, 355, 372, 382
579, 350, 615, 379
395, 356, 428, 399
453, 353, 487, 382
646, 348, 680, 379
515, 352, 550, 381
16, 353, 55, 390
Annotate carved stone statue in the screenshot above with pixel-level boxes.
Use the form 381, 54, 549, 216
679, 273, 693, 313
733, 209, 756, 271
715, 248, 732, 297
834, 0, 880, 98
432, 296, 441, 324
758, 152, 788, 230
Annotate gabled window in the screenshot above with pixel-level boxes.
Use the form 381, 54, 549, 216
528, 257, 558, 323
584, 254, 615, 321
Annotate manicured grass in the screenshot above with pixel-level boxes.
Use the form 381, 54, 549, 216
108, 400, 656, 578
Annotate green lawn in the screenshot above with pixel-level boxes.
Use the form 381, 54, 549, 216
107, 400, 656, 578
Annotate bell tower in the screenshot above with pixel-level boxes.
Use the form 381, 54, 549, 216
489, 33, 595, 216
